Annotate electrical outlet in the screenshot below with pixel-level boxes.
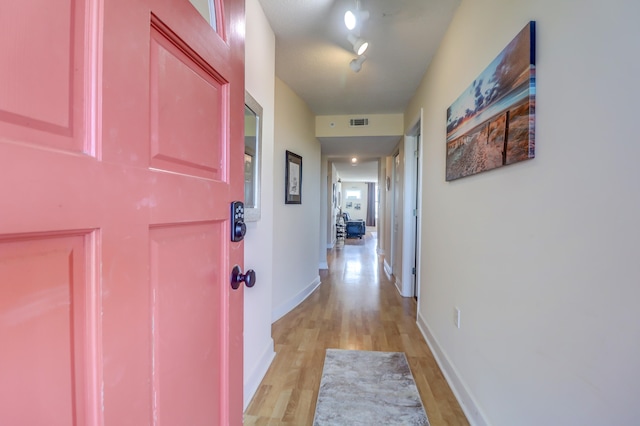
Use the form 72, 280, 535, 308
454, 307, 461, 329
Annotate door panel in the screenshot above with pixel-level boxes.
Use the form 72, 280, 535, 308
0, 232, 92, 426
0, 0, 86, 151
150, 22, 225, 180
0, 0, 245, 424
150, 223, 223, 424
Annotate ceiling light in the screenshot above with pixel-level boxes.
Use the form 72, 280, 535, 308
344, 10, 356, 30
351, 157, 358, 163
347, 34, 369, 55
349, 55, 367, 73
344, 6, 370, 31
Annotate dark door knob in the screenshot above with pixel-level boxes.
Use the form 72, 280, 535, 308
234, 221, 246, 240
230, 265, 256, 290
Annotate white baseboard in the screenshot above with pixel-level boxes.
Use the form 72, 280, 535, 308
383, 259, 392, 279
394, 276, 403, 296
243, 339, 276, 411
319, 261, 329, 270
416, 312, 489, 426
271, 275, 321, 323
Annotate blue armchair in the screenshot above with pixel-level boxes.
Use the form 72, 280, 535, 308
342, 212, 366, 239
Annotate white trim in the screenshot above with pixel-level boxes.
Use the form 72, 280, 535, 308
416, 312, 489, 426
400, 133, 418, 298
383, 258, 392, 279
243, 339, 276, 411
327, 243, 334, 249
389, 151, 399, 277
319, 261, 329, 270
377, 247, 385, 255
395, 276, 408, 297
271, 275, 321, 323
413, 110, 424, 304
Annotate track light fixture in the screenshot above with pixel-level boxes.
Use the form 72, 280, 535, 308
344, 10, 357, 30
345, 1, 370, 73
349, 55, 367, 73
347, 34, 369, 56
344, 2, 370, 31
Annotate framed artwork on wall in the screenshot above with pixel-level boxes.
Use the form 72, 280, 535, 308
445, 21, 536, 181
285, 150, 302, 204
332, 183, 336, 206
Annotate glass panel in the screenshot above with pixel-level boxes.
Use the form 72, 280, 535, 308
346, 189, 361, 199
189, 0, 217, 32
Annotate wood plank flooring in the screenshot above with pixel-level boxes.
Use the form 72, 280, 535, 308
244, 232, 469, 425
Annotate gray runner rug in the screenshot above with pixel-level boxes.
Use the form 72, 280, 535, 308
313, 349, 429, 426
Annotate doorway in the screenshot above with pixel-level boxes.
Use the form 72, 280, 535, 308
390, 152, 401, 283
388, 119, 422, 299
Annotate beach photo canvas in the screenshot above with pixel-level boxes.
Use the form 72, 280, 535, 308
446, 21, 536, 181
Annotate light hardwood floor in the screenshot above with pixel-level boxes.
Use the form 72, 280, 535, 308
244, 233, 469, 425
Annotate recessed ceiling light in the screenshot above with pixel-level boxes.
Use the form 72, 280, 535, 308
351, 157, 358, 163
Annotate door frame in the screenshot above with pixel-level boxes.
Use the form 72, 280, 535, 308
398, 133, 417, 298
389, 151, 400, 279
403, 110, 423, 302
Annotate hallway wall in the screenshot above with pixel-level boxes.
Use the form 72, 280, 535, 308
319, 156, 329, 269
243, 0, 276, 409
406, 0, 640, 424
381, 156, 394, 275
327, 162, 340, 248
388, 142, 407, 292
377, 159, 387, 256
341, 182, 369, 221
272, 77, 322, 321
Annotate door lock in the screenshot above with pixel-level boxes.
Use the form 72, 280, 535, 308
230, 201, 246, 242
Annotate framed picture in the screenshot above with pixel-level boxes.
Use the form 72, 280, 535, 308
285, 150, 302, 204
446, 21, 536, 181
332, 183, 336, 206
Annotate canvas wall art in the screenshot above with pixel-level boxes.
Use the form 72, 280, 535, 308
446, 21, 536, 181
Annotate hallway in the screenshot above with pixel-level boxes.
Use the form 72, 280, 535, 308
244, 232, 468, 425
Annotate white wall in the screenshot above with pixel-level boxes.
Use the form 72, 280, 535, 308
271, 77, 322, 322
341, 182, 368, 221
243, 0, 275, 410
406, 0, 640, 425
391, 142, 405, 287
319, 156, 329, 269
377, 159, 387, 255
382, 156, 393, 275
328, 162, 340, 248
316, 114, 404, 137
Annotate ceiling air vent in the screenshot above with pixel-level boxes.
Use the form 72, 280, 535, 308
349, 118, 369, 127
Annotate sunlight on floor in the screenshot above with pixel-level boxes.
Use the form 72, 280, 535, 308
345, 260, 361, 279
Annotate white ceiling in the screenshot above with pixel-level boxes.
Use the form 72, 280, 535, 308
257, 0, 460, 180
333, 159, 379, 183
323, 135, 399, 181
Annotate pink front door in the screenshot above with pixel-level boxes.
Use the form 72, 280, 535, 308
0, 0, 245, 424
